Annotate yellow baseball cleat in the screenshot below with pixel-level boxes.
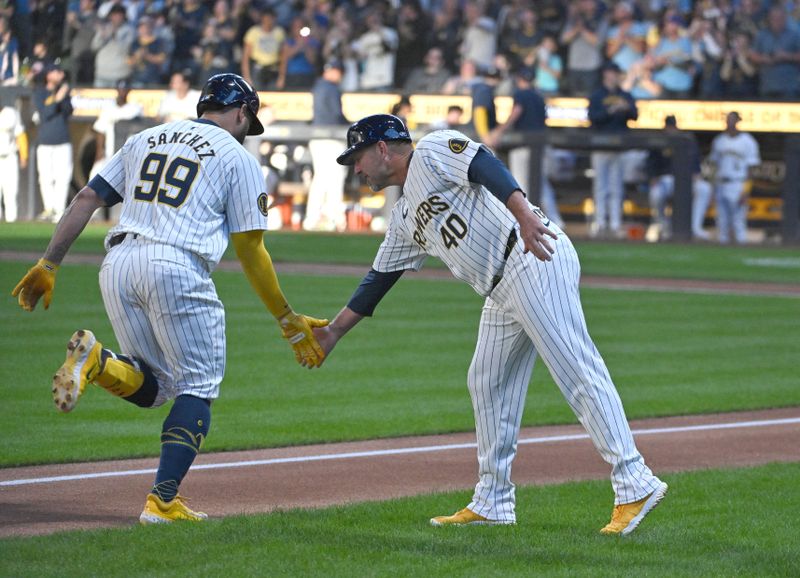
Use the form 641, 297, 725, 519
600, 482, 668, 536
430, 507, 513, 527
52, 330, 102, 413
139, 493, 208, 524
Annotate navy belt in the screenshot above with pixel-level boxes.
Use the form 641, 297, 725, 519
109, 233, 139, 247
491, 228, 518, 290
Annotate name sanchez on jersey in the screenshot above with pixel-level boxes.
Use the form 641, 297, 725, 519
146, 129, 216, 160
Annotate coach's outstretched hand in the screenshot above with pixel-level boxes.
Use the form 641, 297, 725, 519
12, 259, 59, 311
278, 311, 329, 368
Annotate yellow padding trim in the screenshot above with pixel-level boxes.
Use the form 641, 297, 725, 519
93, 357, 144, 398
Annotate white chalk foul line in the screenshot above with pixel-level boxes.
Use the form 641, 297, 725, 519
2, 417, 798, 488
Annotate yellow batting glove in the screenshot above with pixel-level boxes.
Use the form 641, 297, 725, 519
278, 311, 329, 368
11, 258, 59, 311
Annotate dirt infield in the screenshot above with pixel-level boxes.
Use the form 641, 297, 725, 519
2, 407, 798, 537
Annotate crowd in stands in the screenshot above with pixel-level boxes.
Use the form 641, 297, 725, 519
0, 0, 798, 99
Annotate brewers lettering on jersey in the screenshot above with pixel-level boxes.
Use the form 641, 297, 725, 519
11, 73, 326, 525
313, 114, 668, 536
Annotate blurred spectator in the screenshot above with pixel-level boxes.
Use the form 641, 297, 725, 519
298, 0, 331, 33
621, 54, 662, 98
561, 0, 608, 96
605, 1, 648, 73
0, 15, 18, 85
689, 10, 726, 97
645, 115, 712, 242
91, 4, 134, 87
33, 64, 73, 222
170, 0, 207, 82
459, 0, 496, 71
538, 0, 567, 38
533, 34, 563, 96
498, 4, 541, 72
9, 0, 31, 60
90, 80, 142, 181
277, 16, 320, 90
351, 10, 398, 91
720, 30, 758, 98
395, 0, 431, 88
63, 0, 99, 86
157, 70, 199, 122
24, 41, 53, 87
728, 0, 763, 39
242, 7, 285, 90
0, 101, 27, 221
429, 0, 461, 73
587, 61, 637, 239
321, 5, 358, 91
429, 104, 465, 130
32, 0, 66, 59
390, 95, 414, 128
470, 65, 499, 143
442, 58, 480, 95
650, 15, 694, 98
491, 52, 515, 96
487, 67, 563, 228
151, 8, 175, 76
403, 46, 451, 93
708, 111, 760, 244
129, 16, 168, 87
198, 1, 237, 80
750, 6, 800, 99
304, 60, 348, 232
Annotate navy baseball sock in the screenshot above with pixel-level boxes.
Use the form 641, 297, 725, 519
152, 395, 211, 503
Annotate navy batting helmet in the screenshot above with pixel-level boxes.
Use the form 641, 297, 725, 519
336, 114, 411, 165
196, 73, 264, 135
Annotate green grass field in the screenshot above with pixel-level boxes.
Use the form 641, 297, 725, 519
2, 222, 800, 283
2, 260, 798, 466
1, 464, 798, 577
1, 224, 798, 575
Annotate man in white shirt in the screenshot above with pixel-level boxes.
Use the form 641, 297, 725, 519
709, 111, 760, 243
158, 70, 201, 123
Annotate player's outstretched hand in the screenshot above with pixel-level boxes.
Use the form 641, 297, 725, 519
519, 212, 558, 262
11, 259, 58, 311
311, 325, 340, 363
278, 311, 329, 368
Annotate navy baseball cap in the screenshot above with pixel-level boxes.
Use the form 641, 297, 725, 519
336, 114, 411, 165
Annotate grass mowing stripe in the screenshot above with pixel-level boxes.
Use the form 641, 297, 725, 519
2, 261, 799, 466
3, 221, 800, 284
0, 463, 797, 577
4, 416, 798, 487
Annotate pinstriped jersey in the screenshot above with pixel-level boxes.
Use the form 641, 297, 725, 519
97, 119, 268, 270
373, 130, 517, 296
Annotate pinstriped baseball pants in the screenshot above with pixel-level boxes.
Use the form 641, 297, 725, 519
99, 236, 226, 406
467, 228, 662, 523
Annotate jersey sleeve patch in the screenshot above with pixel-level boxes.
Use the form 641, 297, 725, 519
448, 138, 469, 154
257, 192, 270, 216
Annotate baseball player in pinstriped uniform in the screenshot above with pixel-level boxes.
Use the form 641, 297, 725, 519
12, 73, 327, 524
708, 111, 760, 244
312, 114, 667, 535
